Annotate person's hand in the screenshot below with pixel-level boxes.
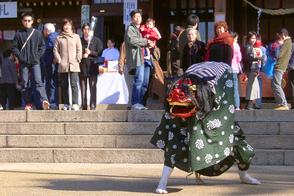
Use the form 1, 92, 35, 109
53, 58, 59, 64
85, 48, 91, 55
118, 64, 124, 75
99, 66, 106, 74
16, 84, 22, 91
83, 48, 91, 58
147, 40, 155, 47
14, 57, 19, 64
83, 53, 89, 58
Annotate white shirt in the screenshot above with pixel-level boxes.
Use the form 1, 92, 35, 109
101, 47, 120, 61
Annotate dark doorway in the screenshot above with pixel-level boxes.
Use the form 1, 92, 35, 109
95, 16, 125, 49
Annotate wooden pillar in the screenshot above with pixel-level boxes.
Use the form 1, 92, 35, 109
214, 0, 226, 22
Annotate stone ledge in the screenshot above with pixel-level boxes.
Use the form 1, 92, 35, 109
0, 123, 64, 135
0, 148, 53, 162
53, 148, 164, 163
65, 122, 157, 135
26, 110, 128, 122
6, 135, 116, 148
0, 148, 292, 165
0, 111, 26, 122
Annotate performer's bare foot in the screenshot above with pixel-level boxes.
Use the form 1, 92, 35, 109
194, 172, 205, 184
155, 166, 173, 194
239, 170, 261, 185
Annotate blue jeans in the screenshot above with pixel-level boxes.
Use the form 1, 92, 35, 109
255, 75, 263, 108
45, 63, 58, 106
20, 63, 48, 106
272, 69, 287, 106
233, 73, 240, 108
131, 61, 151, 105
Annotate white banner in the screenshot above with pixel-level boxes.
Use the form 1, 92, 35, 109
0, 2, 17, 18
123, 0, 137, 26
3, 30, 16, 40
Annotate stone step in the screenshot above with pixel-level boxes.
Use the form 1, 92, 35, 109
0, 121, 293, 135
0, 135, 154, 148
1, 135, 294, 149
0, 122, 157, 135
2, 110, 294, 122
128, 110, 294, 122
259, 102, 292, 109
0, 148, 293, 165
235, 110, 294, 122
238, 122, 294, 135
0, 111, 26, 122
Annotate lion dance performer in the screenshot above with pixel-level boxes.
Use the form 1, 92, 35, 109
151, 62, 260, 194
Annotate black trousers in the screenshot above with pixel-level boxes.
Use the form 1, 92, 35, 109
79, 75, 97, 110
0, 83, 16, 110
58, 72, 79, 105
288, 70, 294, 108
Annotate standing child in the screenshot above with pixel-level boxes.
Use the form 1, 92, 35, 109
252, 39, 263, 71
0, 50, 17, 110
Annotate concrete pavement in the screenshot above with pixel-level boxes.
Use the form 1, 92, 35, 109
0, 164, 293, 196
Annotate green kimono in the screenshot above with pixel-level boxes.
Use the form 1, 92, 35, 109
151, 69, 255, 176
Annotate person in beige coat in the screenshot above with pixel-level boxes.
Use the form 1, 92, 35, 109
53, 18, 82, 110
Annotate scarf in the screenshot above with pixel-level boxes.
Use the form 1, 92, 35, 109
60, 31, 74, 38
205, 32, 234, 61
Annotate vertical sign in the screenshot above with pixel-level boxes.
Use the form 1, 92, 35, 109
0, 2, 17, 18
81, 5, 90, 27
123, 0, 137, 26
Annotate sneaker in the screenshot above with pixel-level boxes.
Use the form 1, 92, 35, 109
90, 104, 96, 110
24, 104, 33, 111
0, 104, 3, 110
274, 105, 289, 110
72, 104, 80, 111
131, 103, 144, 110
42, 100, 50, 110
62, 104, 70, 110
140, 105, 148, 110
50, 103, 58, 110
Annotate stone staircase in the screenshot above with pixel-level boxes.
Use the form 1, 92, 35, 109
0, 110, 293, 165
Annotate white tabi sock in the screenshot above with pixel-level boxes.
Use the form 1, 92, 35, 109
155, 165, 173, 194
239, 170, 261, 185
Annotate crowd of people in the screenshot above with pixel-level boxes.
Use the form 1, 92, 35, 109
0, 12, 123, 111
0, 10, 166, 111
167, 15, 294, 110
1, 10, 294, 111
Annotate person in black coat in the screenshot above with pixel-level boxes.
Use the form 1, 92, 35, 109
11, 12, 49, 110
181, 28, 206, 72
0, 50, 17, 110
79, 23, 103, 110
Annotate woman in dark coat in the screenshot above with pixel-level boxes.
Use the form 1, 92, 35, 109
181, 28, 206, 72
79, 23, 103, 110
243, 31, 263, 110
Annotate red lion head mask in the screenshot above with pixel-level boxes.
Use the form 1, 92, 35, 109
166, 78, 198, 118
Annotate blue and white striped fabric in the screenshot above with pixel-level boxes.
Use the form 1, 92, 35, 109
185, 61, 231, 86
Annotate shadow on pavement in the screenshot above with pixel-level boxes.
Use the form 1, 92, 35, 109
38, 177, 182, 194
